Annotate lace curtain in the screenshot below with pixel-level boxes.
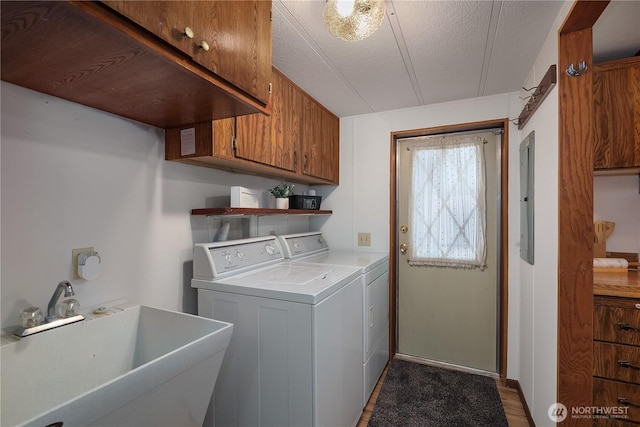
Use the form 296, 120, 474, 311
406, 134, 487, 269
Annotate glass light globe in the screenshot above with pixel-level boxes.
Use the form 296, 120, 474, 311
323, 0, 386, 41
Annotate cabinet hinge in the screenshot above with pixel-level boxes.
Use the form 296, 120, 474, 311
270, 9, 273, 22
268, 83, 272, 95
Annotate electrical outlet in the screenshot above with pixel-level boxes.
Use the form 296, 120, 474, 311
72, 247, 93, 280
357, 232, 371, 247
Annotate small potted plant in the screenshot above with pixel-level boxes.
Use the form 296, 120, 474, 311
269, 183, 294, 209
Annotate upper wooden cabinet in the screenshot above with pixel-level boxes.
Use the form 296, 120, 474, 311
103, 1, 272, 104
593, 56, 640, 170
101, 1, 194, 56
301, 94, 339, 183
235, 69, 299, 172
165, 68, 340, 185
0, 1, 271, 129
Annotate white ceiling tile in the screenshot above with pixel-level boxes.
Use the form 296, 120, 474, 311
482, 1, 564, 96
270, 0, 634, 117
393, 1, 494, 104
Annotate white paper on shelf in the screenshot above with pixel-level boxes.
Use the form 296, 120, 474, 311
230, 186, 263, 208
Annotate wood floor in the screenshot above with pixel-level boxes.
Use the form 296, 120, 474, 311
357, 363, 531, 427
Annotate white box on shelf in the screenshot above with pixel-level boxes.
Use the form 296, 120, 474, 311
230, 186, 263, 208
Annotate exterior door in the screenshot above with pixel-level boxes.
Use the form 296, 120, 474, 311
397, 130, 500, 372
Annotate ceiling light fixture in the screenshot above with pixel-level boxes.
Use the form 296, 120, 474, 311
323, 0, 386, 41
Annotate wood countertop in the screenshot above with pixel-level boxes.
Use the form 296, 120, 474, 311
594, 270, 640, 298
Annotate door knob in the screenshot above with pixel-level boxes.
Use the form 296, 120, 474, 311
400, 243, 408, 254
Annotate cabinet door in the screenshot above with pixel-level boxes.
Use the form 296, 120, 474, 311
593, 58, 640, 169
235, 108, 272, 166
272, 70, 300, 172
102, 1, 194, 56
301, 94, 323, 179
192, 1, 272, 104
235, 69, 298, 172
301, 95, 339, 183
321, 108, 340, 183
104, 1, 272, 105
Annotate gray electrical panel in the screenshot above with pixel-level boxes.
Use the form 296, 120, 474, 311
519, 131, 535, 264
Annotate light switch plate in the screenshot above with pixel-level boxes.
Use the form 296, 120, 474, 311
358, 232, 371, 246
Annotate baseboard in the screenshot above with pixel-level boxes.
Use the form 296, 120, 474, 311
506, 379, 536, 427
395, 353, 500, 379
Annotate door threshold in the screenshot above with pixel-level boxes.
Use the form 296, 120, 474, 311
395, 353, 499, 379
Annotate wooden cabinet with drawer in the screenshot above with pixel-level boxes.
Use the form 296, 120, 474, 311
594, 295, 640, 425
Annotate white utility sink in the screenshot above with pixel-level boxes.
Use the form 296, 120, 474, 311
1, 303, 233, 427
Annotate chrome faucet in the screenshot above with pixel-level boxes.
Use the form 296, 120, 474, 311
46, 280, 75, 321
14, 280, 85, 338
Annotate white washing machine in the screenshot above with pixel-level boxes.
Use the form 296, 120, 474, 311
277, 232, 389, 407
191, 235, 363, 427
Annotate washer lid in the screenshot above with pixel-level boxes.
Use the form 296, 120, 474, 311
260, 265, 332, 285
194, 263, 360, 304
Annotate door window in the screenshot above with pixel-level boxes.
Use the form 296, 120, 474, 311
404, 134, 487, 269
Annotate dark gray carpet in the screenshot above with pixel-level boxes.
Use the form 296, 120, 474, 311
368, 358, 509, 427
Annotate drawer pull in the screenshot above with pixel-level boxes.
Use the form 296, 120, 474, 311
618, 360, 640, 370
617, 323, 640, 332
617, 397, 640, 409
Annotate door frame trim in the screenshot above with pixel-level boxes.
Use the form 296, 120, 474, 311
389, 118, 509, 381
557, 1, 609, 422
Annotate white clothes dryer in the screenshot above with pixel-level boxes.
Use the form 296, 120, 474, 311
277, 232, 390, 407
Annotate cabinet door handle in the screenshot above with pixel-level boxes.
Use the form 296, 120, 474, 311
617, 322, 640, 332
199, 40, 210, 52
183, 27, 194, 39
617, 397, 640, 409
618, 360, 640, 370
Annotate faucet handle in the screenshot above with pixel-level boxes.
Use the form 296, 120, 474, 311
20, 307, 43, 328
57, 299, 80, 318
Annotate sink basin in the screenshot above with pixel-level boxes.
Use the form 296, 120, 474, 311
1, 303, 233, 427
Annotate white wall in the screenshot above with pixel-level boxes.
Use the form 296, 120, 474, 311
516, 2, 572, 426
594, 174, 640, 256
0, 82, 310, 330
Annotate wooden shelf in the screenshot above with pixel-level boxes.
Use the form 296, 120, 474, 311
191, 207, 333, 216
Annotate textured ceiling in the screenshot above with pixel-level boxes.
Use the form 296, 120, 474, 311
272, 0, 640, 118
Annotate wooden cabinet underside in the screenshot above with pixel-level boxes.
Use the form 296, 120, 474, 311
0, 1, 269, 129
